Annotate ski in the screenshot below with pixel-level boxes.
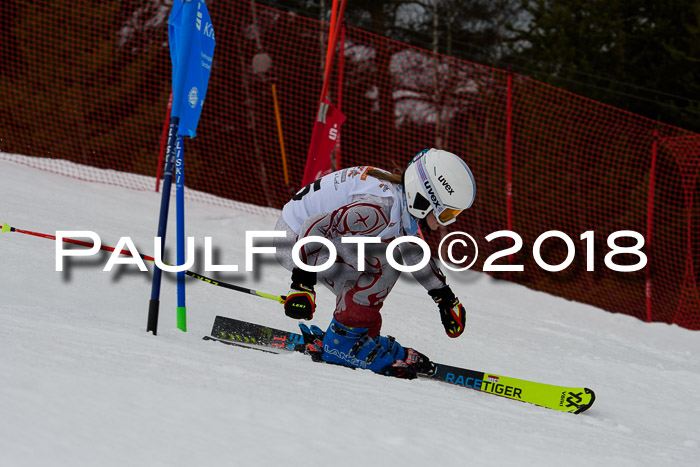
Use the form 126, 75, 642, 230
206, 316, 595, 414
202, 335, 281, 354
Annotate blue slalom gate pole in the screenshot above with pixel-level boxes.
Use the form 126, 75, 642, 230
147, 117, 180, 335
175, 134, 186, 331
147, 0, 215, 335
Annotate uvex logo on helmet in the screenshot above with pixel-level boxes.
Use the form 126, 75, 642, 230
424, 180, 442, 209
438, 175, 455, 195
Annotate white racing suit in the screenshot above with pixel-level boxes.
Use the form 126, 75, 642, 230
274, 166, 446, 337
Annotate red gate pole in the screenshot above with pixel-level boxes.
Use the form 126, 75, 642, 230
505, 69, 514, 264
318, 0, 347, 104
326, 0, 339, 73
645, 128, 658, 322
302, 0, 347, 185
334, 20, 346, 170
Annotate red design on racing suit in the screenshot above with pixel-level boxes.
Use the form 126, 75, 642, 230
299, 201, 390, 265
327, 201, 389, 237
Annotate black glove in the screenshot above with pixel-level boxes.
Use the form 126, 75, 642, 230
284, 268, 317, 320
429, 285, 466, 338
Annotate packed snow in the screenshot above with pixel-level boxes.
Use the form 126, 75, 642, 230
1, 153, 699, 467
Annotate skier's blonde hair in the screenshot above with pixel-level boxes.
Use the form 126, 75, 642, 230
367, 168, 404, 185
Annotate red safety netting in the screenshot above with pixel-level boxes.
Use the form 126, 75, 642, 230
1, 1, 698, 329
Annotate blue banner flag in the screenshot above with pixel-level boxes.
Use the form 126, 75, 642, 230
169, 0, 216, 138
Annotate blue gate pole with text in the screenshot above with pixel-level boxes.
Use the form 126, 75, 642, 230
148, 0, 215, 335
175, 134, 186, 331
172, 0, 215, 333
147, 117, 180, 335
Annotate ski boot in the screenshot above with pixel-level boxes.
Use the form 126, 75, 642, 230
300, 319, 436, 378
319, 318, 416, 379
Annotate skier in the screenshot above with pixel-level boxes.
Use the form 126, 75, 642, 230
274, 148, 476, 379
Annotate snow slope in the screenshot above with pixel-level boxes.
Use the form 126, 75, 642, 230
1, 154, 699, 467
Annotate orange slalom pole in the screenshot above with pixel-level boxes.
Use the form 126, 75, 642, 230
271, 83, 290, 185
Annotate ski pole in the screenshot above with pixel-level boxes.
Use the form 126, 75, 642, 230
1, 222, 286, 304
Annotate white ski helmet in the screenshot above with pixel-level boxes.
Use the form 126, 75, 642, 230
404, 148, 476, 226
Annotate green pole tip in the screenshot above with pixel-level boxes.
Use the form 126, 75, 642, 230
177, 306, 187, 332
1, 222, 11, 233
